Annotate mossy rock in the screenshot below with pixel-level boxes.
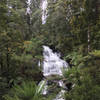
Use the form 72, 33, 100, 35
46, 75, 63, 81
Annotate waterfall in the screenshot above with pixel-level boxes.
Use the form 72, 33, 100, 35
43, 46, 68, 76
26, 0, 31, 14
41, 0, 48, 24
38, 46, 68, 100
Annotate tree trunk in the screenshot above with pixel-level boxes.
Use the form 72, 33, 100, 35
88, 25, 90, 53
0, 55, 3, 74
6, 45, 9, 70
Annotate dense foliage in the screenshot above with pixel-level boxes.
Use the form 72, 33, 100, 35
0, 0, 100, 100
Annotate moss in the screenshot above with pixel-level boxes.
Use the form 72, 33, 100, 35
89, 50, 100, 58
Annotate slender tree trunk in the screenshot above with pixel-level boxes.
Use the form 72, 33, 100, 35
0, 54, 3, 74
25, 13, 31, 39
88, 25, 90, 53
6, 45, 9, 69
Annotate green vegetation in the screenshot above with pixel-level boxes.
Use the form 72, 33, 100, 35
4, 81, 38, 100
0, 0, 100, 100
3, 81, 55, 100
64, 52, 100, 100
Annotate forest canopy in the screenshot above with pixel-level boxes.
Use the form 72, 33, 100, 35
0, 0, 100, 100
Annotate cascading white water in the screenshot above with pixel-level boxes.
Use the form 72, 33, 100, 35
26, 0, 31, 14
53, 90, 65, 100
43, 46, 68, 76
38, 46, 68, 100
41, 0, 48, 24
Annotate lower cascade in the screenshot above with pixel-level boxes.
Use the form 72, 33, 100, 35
38, 46, 69, 100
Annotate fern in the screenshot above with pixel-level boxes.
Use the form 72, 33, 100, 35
3, 81, 41, 100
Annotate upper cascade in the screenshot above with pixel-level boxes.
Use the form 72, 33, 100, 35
43, 46, 68, 76
41, 0, 48, 24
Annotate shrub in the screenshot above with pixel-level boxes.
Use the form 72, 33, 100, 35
65, 74, 100, 100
